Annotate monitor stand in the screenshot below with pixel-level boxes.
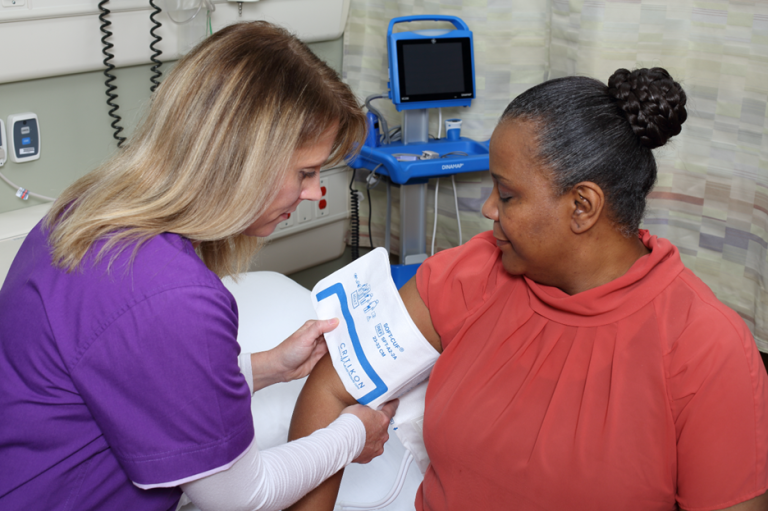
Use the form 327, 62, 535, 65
386, 109, 429, 266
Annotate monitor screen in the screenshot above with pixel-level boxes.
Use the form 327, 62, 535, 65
396, 37, 474, 103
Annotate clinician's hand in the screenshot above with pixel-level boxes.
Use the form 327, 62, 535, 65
343, 400, 399, 464
250, 319, 336, 392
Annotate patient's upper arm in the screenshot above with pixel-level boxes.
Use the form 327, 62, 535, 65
290, 274, 441, 432
285, 274, 441, 510
399, 276, 441, 353
293, 274, 442, 417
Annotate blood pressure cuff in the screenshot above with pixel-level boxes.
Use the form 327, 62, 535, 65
392, 379, 430, 474
311, 248, 439, 410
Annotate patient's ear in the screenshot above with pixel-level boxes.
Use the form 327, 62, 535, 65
568, 182, 604, 234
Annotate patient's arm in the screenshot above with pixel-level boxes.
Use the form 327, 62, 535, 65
399, 277, 441, 352
286, 277, 441, 511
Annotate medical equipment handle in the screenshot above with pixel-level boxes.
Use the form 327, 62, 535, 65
359, 146, 402, 181
387, 15, 470, 34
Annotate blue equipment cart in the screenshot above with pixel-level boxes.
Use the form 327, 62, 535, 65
349, 15, 490, 287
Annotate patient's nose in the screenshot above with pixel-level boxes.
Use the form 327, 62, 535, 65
481, 190, 498, 221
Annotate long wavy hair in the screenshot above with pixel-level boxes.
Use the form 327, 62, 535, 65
46, 21, 366, 277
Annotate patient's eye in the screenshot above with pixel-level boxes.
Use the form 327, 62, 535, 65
498, 186, 513, 202
491, 174, 513, 203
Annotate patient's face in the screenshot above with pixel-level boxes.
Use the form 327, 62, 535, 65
243, 127, 336, 237
481, 120, 574, 286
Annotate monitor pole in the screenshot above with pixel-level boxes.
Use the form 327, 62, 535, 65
398, 109, 429, 265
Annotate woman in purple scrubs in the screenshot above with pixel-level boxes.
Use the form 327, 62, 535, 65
0, 21, 396, 511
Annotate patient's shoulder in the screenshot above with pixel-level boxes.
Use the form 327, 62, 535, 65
419, 231, 502, 286
462, 230, 498, 253
654, 267, 753, 352
416, 231, 512, 330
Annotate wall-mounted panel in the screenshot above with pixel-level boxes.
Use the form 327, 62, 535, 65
0, 0, 350, 84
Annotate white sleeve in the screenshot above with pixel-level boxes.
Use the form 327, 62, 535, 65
180, 413, 365, 511
237, 352, 255, 395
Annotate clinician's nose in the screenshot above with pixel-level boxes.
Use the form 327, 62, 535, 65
300, 173, 322, 201
481, 184, 499, 221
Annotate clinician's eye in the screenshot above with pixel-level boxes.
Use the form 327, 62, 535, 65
300, 169, 318, 180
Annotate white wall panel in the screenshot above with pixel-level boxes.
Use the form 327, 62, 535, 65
0, 0, 350, 84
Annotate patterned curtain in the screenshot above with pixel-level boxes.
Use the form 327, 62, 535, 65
343, 0, 768, 352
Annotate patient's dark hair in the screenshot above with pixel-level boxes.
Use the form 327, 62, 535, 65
500, 67, 687, 236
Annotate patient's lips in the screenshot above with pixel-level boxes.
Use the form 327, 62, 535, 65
493, 226, 509, 247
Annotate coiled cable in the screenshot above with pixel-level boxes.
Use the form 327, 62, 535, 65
98, 0, 126, 148
149, 0, 163, 92
350, 166, 382, 260
349, 169, 360, 260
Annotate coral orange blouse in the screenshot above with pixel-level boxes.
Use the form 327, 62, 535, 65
415, 230, 768, 511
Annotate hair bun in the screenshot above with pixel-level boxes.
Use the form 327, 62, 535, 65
607, 67, 687, 149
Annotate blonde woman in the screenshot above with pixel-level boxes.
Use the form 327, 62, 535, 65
0, 21, 396, 511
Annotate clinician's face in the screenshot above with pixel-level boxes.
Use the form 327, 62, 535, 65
481, 120, 574, 286
243, 127, 337, 237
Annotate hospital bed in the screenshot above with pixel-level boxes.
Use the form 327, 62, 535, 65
0, 204, 422, 511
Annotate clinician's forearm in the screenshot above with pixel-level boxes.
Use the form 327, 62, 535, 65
182, 414, 364, 511
285, 354, 357, 511
237, 352, 281, 393
249, 351, 284, 392
238, 351, 294, 393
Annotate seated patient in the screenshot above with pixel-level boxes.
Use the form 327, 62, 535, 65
287, 68, 768, 511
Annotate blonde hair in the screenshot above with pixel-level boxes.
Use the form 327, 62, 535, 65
46, 21, 366, 277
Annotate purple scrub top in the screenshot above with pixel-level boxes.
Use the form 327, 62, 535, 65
0, 222, 254, 510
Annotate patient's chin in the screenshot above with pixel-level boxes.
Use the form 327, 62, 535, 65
500, 255, 525, 277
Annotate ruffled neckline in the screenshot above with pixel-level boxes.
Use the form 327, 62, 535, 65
523, 230, 684, 326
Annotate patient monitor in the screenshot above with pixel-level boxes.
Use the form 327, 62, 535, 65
387, 15, 476, 112
351, 15, 487, 287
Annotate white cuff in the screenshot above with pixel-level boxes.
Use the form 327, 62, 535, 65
237, 352, 254, 395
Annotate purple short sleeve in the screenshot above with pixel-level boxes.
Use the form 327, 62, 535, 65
72, 284, 254, 485
0, 228, 254, 509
